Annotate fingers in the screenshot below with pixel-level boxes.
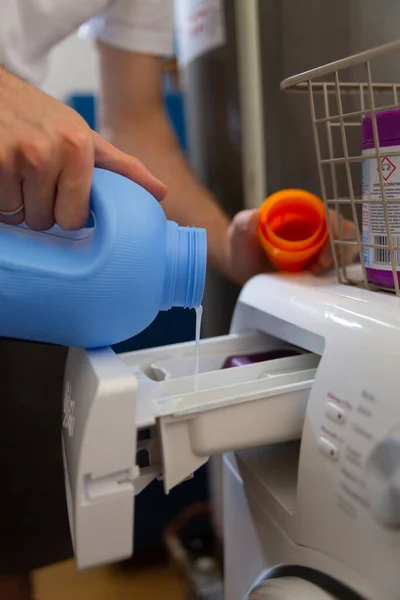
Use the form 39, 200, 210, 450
54, 131, 94, 230
22, 176, 57, 230
0, 130, 165, 233
0, 69, 166, 231
93, 131, 167, 202
0, 168, 24, 226
19, 138, 59, 230
230, 208, 260, 239
311, 210, 358, 274
314, 239, 335, 271
12, 129, 94, 231
227, 208, 272, 285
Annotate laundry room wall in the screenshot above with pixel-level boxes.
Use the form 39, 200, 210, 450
42, 32, 98, 100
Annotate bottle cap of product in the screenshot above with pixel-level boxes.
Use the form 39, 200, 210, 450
362, 109, 400, 150
257, 188, 328, 271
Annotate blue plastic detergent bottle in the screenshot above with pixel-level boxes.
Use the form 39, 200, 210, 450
0, 168, 207, 348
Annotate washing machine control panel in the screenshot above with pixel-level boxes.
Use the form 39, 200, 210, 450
312, 377, 400, 529
365, 435, 400, 528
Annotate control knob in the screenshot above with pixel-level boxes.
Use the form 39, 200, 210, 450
365, 436, 400, 527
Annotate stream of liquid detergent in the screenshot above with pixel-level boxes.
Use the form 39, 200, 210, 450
194, 305, 203, 392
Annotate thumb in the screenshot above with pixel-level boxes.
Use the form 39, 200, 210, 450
92, 131, 167, 202
231, 208, 260, 239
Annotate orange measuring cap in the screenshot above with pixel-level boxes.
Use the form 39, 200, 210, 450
257, 189, 329, 271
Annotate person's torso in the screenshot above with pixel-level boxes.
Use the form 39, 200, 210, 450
0, 0, 112, 83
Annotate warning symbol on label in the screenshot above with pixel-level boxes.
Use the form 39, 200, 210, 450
380, 156, 396, 181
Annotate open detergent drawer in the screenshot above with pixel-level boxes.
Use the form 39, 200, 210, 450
62, 331, 319, 569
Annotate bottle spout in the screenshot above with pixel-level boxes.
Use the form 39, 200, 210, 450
161, 222, 207, 310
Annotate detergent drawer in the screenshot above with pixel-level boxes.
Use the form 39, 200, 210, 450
149, 350, 318, 491
62, 332, 318, 570
62, 347, 138, 571
121, 331, 318, 492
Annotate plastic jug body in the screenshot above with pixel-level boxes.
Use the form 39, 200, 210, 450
0, 169, 207, 348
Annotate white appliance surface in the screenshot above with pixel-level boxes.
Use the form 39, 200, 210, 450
62, 267, 400, 599
248, 577, 336, 599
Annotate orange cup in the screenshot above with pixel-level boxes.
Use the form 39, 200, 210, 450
257, 189, 329, 271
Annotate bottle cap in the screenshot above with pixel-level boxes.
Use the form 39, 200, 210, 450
257, 189, 328, 271
362, 109, 400, 150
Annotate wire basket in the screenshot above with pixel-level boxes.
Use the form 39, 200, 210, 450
281, 39, 400, 295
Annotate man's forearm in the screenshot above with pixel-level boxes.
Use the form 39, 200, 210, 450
101, 109, 233, 280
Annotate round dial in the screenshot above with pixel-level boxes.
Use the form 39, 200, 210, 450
249, 577, 335, 599
365, 436, 400, 527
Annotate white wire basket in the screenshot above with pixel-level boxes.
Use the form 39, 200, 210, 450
281, 39, 400, 296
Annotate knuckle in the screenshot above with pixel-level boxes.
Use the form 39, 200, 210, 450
0, 147, 16, 177
0, 149, 9, 169
231, 210, 252, 233
19, 138, 52, 172
128, 156, 145, 169
60, 126, 92, 157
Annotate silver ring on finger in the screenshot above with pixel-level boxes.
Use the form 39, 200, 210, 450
0, 203, 24, 217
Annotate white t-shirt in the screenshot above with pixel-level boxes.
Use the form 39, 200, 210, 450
0, 0, 174, 86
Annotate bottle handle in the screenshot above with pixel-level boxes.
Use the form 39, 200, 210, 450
0, 168, 117, 278
2, 168, 109, 237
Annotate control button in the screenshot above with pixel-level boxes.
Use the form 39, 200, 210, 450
365, 436, 400, 528
318, 437, 338, 460
326, 401, 346, 425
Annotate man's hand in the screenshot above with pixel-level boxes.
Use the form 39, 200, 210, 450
0, 67, 166, 231
227, 208, 358, 285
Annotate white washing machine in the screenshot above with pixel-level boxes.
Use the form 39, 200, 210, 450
62, 267, 400, 600
218, 271, 400, 600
